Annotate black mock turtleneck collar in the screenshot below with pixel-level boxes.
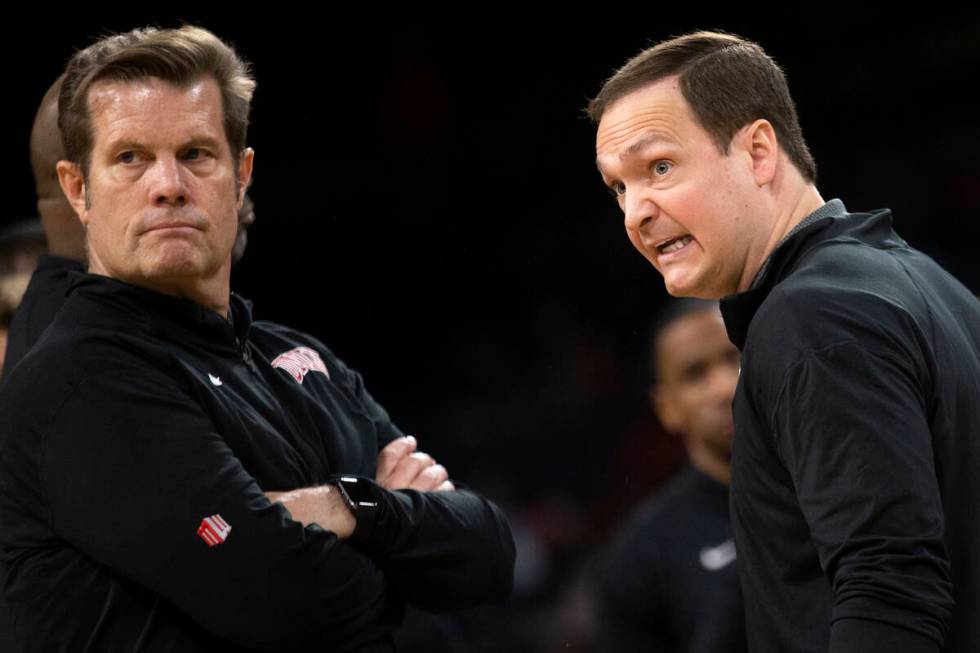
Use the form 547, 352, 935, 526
67, 272, 254, 352
720, 202, 904, 350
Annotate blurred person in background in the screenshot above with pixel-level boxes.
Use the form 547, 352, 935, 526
2, 75, 85, 376
591, 299, 745, 652
0, 218, 47, 371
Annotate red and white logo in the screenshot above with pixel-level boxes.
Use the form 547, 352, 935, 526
197, 514, 232, 547
271, 347, 330, 384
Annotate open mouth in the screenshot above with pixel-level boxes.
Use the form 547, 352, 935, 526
657, 235, 693, 255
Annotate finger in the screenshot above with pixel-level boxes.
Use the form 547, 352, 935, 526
435, 480, 455, 492
383, 451, 435, 490
376, 435, 417, 484
409, 464, 449, 492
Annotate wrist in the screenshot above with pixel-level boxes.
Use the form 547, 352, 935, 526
328, 474, 385, 550
323, 484, 357, 540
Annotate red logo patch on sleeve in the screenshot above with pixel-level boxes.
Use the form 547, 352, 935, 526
197, 514, 232, 547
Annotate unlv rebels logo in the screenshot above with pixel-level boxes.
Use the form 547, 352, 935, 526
271, 347, 330, 384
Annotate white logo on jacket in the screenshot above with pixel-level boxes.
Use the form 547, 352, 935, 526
699, 538, 736, 571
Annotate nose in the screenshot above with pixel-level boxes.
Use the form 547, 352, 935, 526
623, 186, 657, 237
147, 156, 189, 208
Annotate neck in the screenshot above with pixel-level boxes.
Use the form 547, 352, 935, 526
687, 441, 731, 486
737, 182, 825, 293
87, 257, 232, 318
174, 274, 231, 317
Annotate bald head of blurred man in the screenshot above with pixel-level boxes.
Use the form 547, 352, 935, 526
30, 74, 87, 262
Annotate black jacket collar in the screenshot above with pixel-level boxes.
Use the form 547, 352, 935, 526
67, 272, 254, 353
720, 206, 903, 350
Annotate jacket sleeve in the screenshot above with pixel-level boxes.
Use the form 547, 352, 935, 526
770, 340, 952, 653
330, 352, 515, 611
346, 482, 515, 611
42, 358, 400, 652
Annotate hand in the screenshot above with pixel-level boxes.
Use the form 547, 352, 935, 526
264, 486, 355, 539
376, 435, 455, 492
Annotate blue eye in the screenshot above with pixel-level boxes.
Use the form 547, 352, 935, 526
608, 182, 626, 198
118, 151, 137, 164
653, 161, 672, 176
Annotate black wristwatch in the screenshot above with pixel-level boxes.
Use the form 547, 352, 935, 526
329, 475, 379, 514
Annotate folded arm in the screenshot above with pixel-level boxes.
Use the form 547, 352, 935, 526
43, 365, 400, 651
269, 435, 515, 611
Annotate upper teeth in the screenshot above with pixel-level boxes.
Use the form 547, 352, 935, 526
660, 236, 692, 254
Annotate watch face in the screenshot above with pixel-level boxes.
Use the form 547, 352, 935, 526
337, 476, 378, 510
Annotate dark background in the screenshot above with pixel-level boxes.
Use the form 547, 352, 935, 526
6, 11, 979, 650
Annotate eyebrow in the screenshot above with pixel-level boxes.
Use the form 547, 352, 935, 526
181, 136, 224, 151
106, 139, 147, 154
595, 133, 676, 175
105, 136, 224, 154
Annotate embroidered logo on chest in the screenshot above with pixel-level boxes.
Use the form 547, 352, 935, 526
271, 346, 330, 384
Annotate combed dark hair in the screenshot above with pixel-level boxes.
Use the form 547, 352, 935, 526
588, 30, 816, 183
59, 25, 255, 176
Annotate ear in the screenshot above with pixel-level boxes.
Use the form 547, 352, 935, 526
651, 384, 683, 434
236, 147, 254, 208
737, 119, 778, 187
56, 160, 89, 225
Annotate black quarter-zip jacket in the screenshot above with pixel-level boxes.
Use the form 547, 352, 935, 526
721, 205, 980, 653
0, 273, 514, 652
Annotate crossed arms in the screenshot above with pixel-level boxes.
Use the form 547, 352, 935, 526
19, 354, 514, 651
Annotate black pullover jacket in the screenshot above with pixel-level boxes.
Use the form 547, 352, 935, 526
0, 273, 514, 652
721, 204, 979, 653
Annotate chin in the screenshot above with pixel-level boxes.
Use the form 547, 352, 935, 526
147, 251, 209, 279
664, 278, 704, 299
665, 276, 728, 300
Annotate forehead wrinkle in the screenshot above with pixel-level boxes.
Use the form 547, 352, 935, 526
596, 111, 684, 180
624, 133, 676, 158
596, 78, 690, 159
598, 113, 681, 150
596, 128, 679, 177
89, 78, 226, 154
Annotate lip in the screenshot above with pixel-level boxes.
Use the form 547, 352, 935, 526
143, 222, 202, 235
653, 235, 695, 264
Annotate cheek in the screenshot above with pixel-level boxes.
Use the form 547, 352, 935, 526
680, 162, 739, 215
217, 207, 241, 248
625, 226, 643, 250
85, 212, 120, 245
673, 393, 705, 430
